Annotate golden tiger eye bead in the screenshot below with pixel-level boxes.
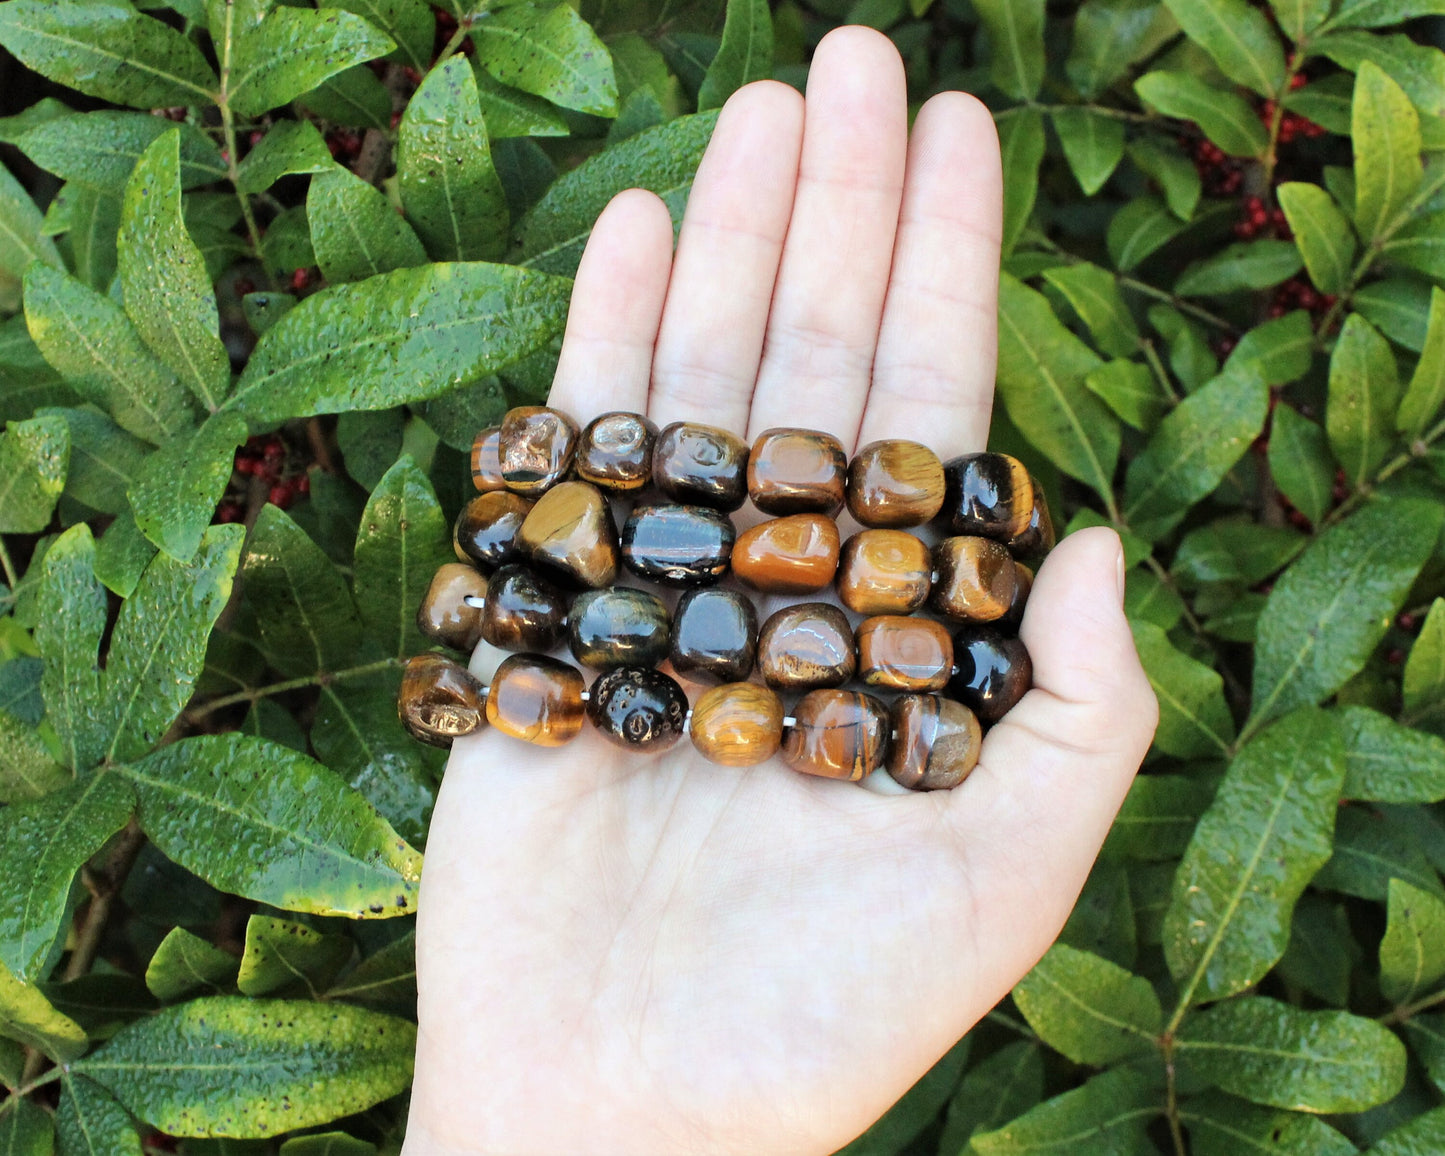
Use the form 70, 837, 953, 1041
998, 562, 1033, 632
485, 654, 585, 746
1008, 484, 1055, 558
836, 530, 932, 615
586, 667, 689, 753
846, 440, 945, 528
454, 491, 534, 571
576, 411, 657, 492
689, 683, 785, 766
516, 480, 619, 589
652, 422, 750, 511
888, 694, 982, 791
621, 504, 735, 587
670, 588, 757, 683
416, 562, 488, 651
949, 626, 1032, 723
731, 514, 841, 594
470, 426, 505, 492
479, 564, 569, 652
398, 653, 487, 748
756, 602, 856, 691
938, 453, 1034, 542
855, 616, 953, 692
781, 689, 890, 781
499, 406, 578, 495
568, 587, 670, 670
747, 428, 848, 515
930, 536, 1018, 622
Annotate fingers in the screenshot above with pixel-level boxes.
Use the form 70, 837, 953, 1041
648, 82, 804, 435
746, 27, 907, 446
547, 189, 674, 419
858, 92, 1002, 456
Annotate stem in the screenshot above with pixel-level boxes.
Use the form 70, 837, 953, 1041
186, 656, 404, 720
11, 1068, 62, 1100
995, 102, 1159, 126
1118, 276, 1239, 334
1163, 1037, 1187, 1156
1141, 339, 1182, 404
984, 1008, 1039, 1039
61, 818, 146, 983
215, 1, 269, 288
0, 537, 17, 590
436, 18, 474, 64
1260, 54, 1304, 201
1381, 985, 1445, 1026
1323, 414, 1445, 529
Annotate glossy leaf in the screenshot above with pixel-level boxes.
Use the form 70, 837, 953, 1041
144, 927, 239, 1002
57, 1073, 142, 1156
0, 955, 86, 1060
1328, 314, 1403, 488
36, 525, 107, 772
320, 0, 432, 71
1176, 240, 1304, 296
1182, 1090, 1358, 1155
1315, 803, 1442, 900
1269, 0, 1332, 38
1315, 30, 1445, 117
1085, 359, 1166, 433
1128, 137, 1202, 221
234, 120, 331, 196
1339, 705, 1445, 801
472, 65, 570, 138
997, 108, 1046, 256
279, 1135, 376, 1156
0, 1097, 54, 1156
1107, 195, 1187, 271
1384, 208, 1445, 280
1051, 107, 1126, 196
1268, 405, 1334, 525
307, 167, 428, 285
127, 412, 247, 563
1404, 598, 1445, 727
696, 0, 771, 111
1130, 620, 1235, 758
472, 3, 618, 117
18, 112, 224, 194
1104, 775, 1217, 862
1380, 878, 1445, 1004
1397, 287, 1445, 437
1368, 1105, 1445, 1155
1162, 0, 1286, 96
1135, 71, 1268, 157
1042, 263, 1138, 357
0, 414, 68, 535
1330, 0, 1445, 27
1068, 0, 1172, 100
236, 915, 353, 998
1171, 520, 1307, 586
937, 1041, 1044, 1155
1013, 944, 1161, 1065
0, 157, 61, 278
971, 1067, 1159, 1155
1277, 182, 1356, 295
1352, 61, 1423, 242
41, 406, 146, 517
325, 931, 416, 1010
297, 64, 393, 131
973, 0, 1045, 101
0, 711, 69, 807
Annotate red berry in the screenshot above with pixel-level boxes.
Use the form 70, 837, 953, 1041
390, 110, 403, 130
1399, 613, 1419, 632
1287, 509, 1312, 530
291, 267, 311, 291
1297, 287, 1318, 310
234, 454, 257, 476
1387, 648, 1406, 666
1305, 120, 1326, 138
216, 502, 243, 524
268, 484, 292, 509
1290, 73, 1308, 90
263, 440, 285, 461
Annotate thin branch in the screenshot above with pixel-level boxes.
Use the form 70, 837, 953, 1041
1380, 985, 1445, 1026
0, 537, 18, 590
184, 656, 404, 721
1118, 275, 1239, 335
61, 818, 147, 983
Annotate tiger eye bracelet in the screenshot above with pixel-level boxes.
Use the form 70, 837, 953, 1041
399, 407, 1054, 792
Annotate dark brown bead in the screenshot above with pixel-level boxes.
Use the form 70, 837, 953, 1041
689, 683, 784, 766
930, 536, 1018, 622
888, 695, 982, 790
485, 654, 585, 746
1008, 484, 1055, 558
756, 602, 855, 691
781, 689, 890, 781
470, 426, 505, 492
621, 504, 735, 587
836, 530, 932, 615
515, 480, 618, 588
398, 653, 487, 748
998, 562, 1033, 633
731, 514, 840, 594
454, 491, 534, 571
669, 588, 757, 683
568, 587, 670, 670
586, 667, 688, 753
478, 564, 569, 652
948, 626, 1032, 723
937, 453, 1035, 542
856, 616, 953, 692
499, 406, 578, 495
416, 562, 488, 651
652, 422, 749, 511
846, 440, 945, 528
576, 411, 657, 492
747, 428, 848, 515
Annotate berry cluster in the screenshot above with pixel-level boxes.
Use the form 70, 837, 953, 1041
1266, 276, 1336, 320
326, 129, 363, 162
1258, 76, 1327, 144
1184, 136, 1244, 196
1233, 194, 1291, 241
216, 434, 310, 522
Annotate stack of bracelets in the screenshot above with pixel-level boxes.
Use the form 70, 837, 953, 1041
396, 407, 1054, 792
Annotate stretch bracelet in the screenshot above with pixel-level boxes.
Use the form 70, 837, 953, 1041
396, 407, 1054, 791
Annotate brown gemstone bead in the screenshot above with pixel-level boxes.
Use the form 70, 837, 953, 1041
515, 480, 618, 588
586, 666, 689, 753
568, 587, 670, 670
931, 536, 1018, 622
888, 694, 983, 791
652, 422, 749, 511
1008, 484, 1055, 558
575, 411, 657, 492
689, 683, 785, 767
478, 564, 569, 652
669, 588, 757, 683
756, 602, 855, 691
836, 530, 932, 615
621, 504, 735, 587
949, 626, 1032, 723
398, 653, 487, 748
416, 562, 488, 651
454, 491, 533, 571
485, 654, 585, 746
781, 689, 890, 781
470, 426, 505, 492
747, 428, 848, 515
499, 406, 578, 495
998, 562, 1034, 633
846, 440, 945, 528
731, 514, 840, 594
937, 453, 1034, 542
856, 616, 953, 692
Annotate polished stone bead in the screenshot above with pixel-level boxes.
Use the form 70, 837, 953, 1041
756, 602, 855, 691
516, 480, 618, 588
998, 562, 1033, 633
846, 440, 945, 528
398, 653, 487, 747
416, 562, 488, 652
781, 689, 890, 781
568, 587, 670, 670
586, 666, 688, 753
948, 626, 1032, 723
486, 653, 585, 746
938, 452, 1035, 542
888, 694, 982, 791
470, 426, 505, 492
621, 504, 735, 587
856, 615, 953, 692
931, 536, 1018, 622
836, 530, 932, 615
747, 427, 848, 515
731, 513, 840, 594
689, 682, 784, 766
499, 406, 578, 495
478, 564, 569, 652
454, 491, 534, 571
652, 422, 750, 511
669, 588, 757, 682
576, 411, 657, 492
1008, 485, 1055, 558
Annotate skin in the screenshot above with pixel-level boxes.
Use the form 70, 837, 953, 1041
403, 28, 1159, 1156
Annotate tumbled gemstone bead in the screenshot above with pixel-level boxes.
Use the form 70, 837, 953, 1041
931, 536, 1018, 622
416, 562, 488, 651
948, 626, 1032, 723
888, 694, 982, 791
669, 588, 757, 683
486, 653, 585, 746
398, 653, 487, 748
845, 440, 945, 528
652, 422, 750, 511
454, 491, 533, 571
470, 426, 505, 492
586, 666, 688, 753
998, 562, 1033, 633
499, 406, 578, 495
621, 504, 735, 587
479, 564, 569, 652
1008, 484, 1055, 558
568, 587, 670, 670
515, 480, 618, 588
689, 682, 784, 766
856, 616, 953, 692
937, 452, 1035, 542
731, 514, 840, 594
756, 602, 855, 691
747, 428, 848, 515
781, 689, 890, 781
576, 411, 657, 492
836, 530, 931, 615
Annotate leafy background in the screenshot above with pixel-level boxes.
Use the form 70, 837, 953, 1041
1, 0, 1445, 1152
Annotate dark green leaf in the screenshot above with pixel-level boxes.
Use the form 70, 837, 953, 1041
0, 955, 86, 1060
1269, 0, 1332, 39
1104, 774, 1217, 861
1368, 1104, 1445, 1155
1051, 107, 1127, 197
17, 113, 224, 193
234, 121, 331, 196
0, 158, 61, 278
696, 0, 771, 111
88, 515, 154, 596
279, 1133, 375, 1155
1351, 60, 1424, 241
1327, 312, 1401, 490
1107, 195, 1188, 271
1124, 566, 1186, 630
241, 291, 295, 337
1162, 0, 1285, 95
0, 414, 68, 534
0, 1097, 54, 1156
0, 712, 67, 808
144, 927, 239, 1002
831, 1036, 969, 1155
1151, 303, 1219, 390
937, 1040, 1043, 1155
336, 409, 404, 489
971, 1067, 1159, 1155
1329, 0, 1445, 28
1130, 620, 1236, 758
236, 915, 353, 998
1267, 405, 1334, 525
1380, 878, 1445, 1005
1135, 71, 1269, 157
1176, 240, 1304, 296
997, 108, 1046, 256
1225, 310, 1315, 386
1277, 182, 1356, 295
297, 64, 393, 131
57, 1073, 142, 1156
41, 406, 148, 517
1068, 0, 1172, 100
325, 930, 415, 1012
1182, 1090, 1358, 1154
1173, 519, 1307, 587
973, 0, 1044, 101
1339, 705, 1445, 802
1042, 263, 1138, 357
320, 0, 432, 72
1314, 30, 1445, 117
1085, 359, 1166, 433
127, 412, 247, 563
1277, 896, 1359, 1005
1129, 136, 1202, 221
1315, 803, 1443, 900
473, 3, 618, 117
307, 168, 427, 285
1061, 860, 1138, 969
1013, 943, 1161, 1065
36, 525, 107, 772
1396, 287, 1445, 437
471, 65, 571, 138
1383, 209, 1445, 279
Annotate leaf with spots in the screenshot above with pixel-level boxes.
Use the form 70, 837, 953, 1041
696, 0, 772, 111
1129, 620, 1236, 758
16, 112, 225, 193
1013, 944, 1162, 1065
0, 954, 86, 1061
1327, 313, 1401, 490
57, 1073, 143, 1156
307, 167, 428, 284
971, 1067, 1160, 1155
144, 927, 239, 1002
36, 525, 108, 772
1380, 878, 1445, 1005
127, 411, 248, 563
1338, 705, 1445, 802
473, 3, 618, 118
0, 414, 68, 535
236, 915, 353, 998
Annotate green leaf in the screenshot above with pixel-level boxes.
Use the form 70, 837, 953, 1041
1130, 620, 1235, 757
117, 733, 422, 919
832, 1037, 971, 1155
17, 112, 225, 193
43, 406, 149, 516
1315, 803, 1443, 900
1042, 263, 1138, 357
1277, 182, 1356, 295
234, 121, 331, 196
696, 0, 771, 111
241, 290, 296, 338
1278, 895, 1360, 1005
0, 711, 69, 807
1135, 71, 1269, 157
0, 414, 68, 534
36, 526, 107, 772
144, 927, 239, 1002
1397, 287, 1445, 437
1368, 1105, 1445, 1155
1328, 314, 1403, 489
1380, 878, 1445, 1004
1404, 598, 1445, 726
236, 915, 353, 998
127, 411, 248, 563
1339, 705, 1445, 802
1085, 359, 1166, 433
76, 996, 415, 1138
1107, 195, 1188, 271
1176, 240, 1304, 296
57, 1073, 142, 1156
398, 56, 509, 262
937, 1040, 1043, 1155
1013, 943, 1161, 1065
974, 0, 1044, 101
0, 955, 86, 1061
1315, 30, 1445, 117
0, 157, 61, 278
1269, 0, 1332, 39
1268, 405, 1334, 525
471, 65, 570, 138
1351, 61, 1424, 243
1051, 107, 1126, 197
1383, 208, 1445, 279
1105, 775, 1218, 862
1356, 276, 1436, 352
324, 930, 415, 1011
1226, 311, 1315, 387
1067, 0, 1173, 100
1329, 0, 1445, 28
971, 1067, 1159, 1155
997, 108, 1046, 256
1161, 0, 1286, 96
307, 167, 428, 285
1128, 137, 1202, 221
320, 0, 432, 71
1173, 519, 1306, 588
473, 3, 618, 117
1182, 1090, 1358, 1155
297, 64, 393, 131
0, 1097, 54, 1156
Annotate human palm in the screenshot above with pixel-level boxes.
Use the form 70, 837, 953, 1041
404, 28, 1158, 1156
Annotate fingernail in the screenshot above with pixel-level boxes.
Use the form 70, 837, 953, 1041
1115, 545, 1127, 604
